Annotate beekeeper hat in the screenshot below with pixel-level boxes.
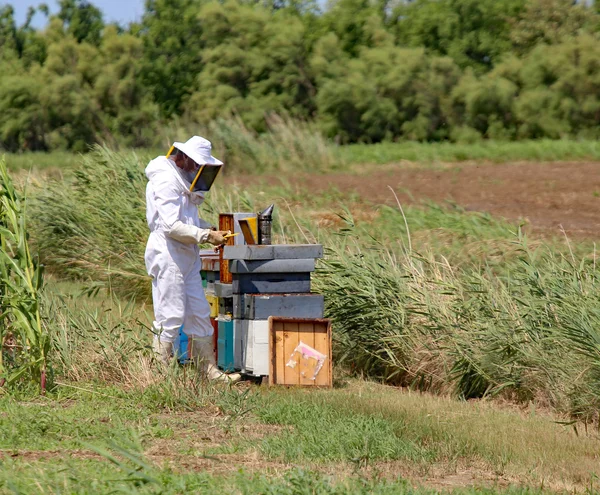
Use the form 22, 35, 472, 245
172, 136, 223, 166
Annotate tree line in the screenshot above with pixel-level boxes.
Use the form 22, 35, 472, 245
2, 0, 600, 152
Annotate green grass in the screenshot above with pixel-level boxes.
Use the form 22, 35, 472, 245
254, 392, 430, 464
5, 146, 600, 493
338, 139, 600, 165
0, 375, 597, 493
0, 459, 547, 495
1, 151, 83, 172
3, 270, 597, 492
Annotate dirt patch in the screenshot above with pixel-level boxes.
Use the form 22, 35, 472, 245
229, 161, 600, 238
145, 410, 289, 475
363, 460, 513, 490
0, 447, 288, 476
348, 459, 581, 493
150, 450, 289, 476
1, 449, 105, 461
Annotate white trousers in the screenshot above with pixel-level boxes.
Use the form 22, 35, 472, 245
147, 234, 213, 343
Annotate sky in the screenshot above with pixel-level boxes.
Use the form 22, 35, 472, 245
8, 0, 145, 28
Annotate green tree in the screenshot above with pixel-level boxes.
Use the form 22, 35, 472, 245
0, 5, 18, 59
16, 5, 50, 66
393, 0, 525, 71
319, 0, 386, 57
189, 0, 315, 129
446, 67, 518, 141
57, 0, 104, 45
313, 33, 460, 142
140, 0, 204, 116
509, 0, 599, 54
447, 34, 600, 141
94, 26, 159, 147
514, 34, 600, 139
0, 71, 48, 151
39, 37, 103, 150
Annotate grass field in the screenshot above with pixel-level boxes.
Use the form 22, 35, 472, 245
4, 139, 600, 174
338, 139, 600, 165
3, 145, 600, 493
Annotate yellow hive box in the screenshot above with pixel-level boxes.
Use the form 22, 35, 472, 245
206, 294, 219, 319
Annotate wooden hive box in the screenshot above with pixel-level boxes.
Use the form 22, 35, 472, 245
219, 213, 258, 283
269, 317, 332, 387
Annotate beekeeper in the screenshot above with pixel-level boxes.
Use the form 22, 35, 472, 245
144, 135, 240, 382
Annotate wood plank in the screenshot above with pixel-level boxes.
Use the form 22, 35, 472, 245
283, 321, 299, 385
269, 318, 280, 384
277, 320, 287, 384
313, 321, 331, 387
298, 322, 315, 385
219, 214, 235, 283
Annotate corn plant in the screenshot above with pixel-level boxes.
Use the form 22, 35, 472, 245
0, 158, 48, 392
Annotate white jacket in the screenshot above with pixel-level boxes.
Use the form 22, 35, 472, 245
144, 156, 211, 275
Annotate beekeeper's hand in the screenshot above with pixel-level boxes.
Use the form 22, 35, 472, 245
207, 230, 230, 246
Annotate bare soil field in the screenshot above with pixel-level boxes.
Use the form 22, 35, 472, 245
232, 161, 600, 237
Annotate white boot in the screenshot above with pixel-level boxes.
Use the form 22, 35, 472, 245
152, 336, 173, 366
191, 336, 241, 384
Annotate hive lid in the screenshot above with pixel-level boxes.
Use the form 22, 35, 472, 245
223, 244, 323, 261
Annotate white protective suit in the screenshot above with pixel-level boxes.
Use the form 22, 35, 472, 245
144, 156, 214, 343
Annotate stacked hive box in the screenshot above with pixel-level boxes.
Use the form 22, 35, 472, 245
201, 254, 221, 360
221, 244, 324, 377
215, 212, 258, 371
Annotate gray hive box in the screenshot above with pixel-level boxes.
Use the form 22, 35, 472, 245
223, 244, 323, 261
229, 259, 316, 274
219, 296, 233, 316
232, 272, 311, 294
234, 293, 324, 320
214, 281, 233, 298
224, 242, 325, 377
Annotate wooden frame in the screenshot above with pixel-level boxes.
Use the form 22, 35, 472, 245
268, 317, 332, 387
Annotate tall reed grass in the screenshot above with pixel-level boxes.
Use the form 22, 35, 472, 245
314, 224, 600, 421
161, 113, 337, 174
30, 146, 151, 299
43, 281, 248, 411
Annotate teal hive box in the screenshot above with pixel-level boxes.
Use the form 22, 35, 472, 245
217, 319, 235, 372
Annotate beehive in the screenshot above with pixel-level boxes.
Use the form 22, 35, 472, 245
241, 320, 270, 376
269, 317, 332, 387
220, 244, 325, 378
